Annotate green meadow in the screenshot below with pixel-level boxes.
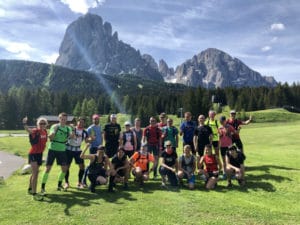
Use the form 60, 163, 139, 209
0, 110, 300, 225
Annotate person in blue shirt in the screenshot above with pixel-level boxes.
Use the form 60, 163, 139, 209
180, 112, 196, 155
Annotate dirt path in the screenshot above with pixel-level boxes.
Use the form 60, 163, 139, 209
0, 151, 26, 179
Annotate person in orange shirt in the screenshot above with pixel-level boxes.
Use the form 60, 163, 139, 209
129, 143, 156, 186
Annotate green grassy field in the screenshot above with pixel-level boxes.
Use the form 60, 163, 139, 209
0, 111, 300, 225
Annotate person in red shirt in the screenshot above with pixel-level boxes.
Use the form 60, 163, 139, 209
218, 116, 236, 179
158, 112, 167, 129
198, 145, 222, 190
23, 116, 48, 198
226, 110, 252, 152
142, 117, 162, 178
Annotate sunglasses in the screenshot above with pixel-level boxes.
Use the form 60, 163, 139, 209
39, 123, 46, 125
166, 145, 172, 147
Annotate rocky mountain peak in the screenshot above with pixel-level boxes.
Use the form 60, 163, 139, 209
55, 13, 163, 81
158, 59, 174, 79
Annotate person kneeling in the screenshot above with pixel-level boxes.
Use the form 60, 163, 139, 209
129, 143, 156, 186
109, 147, 130, 192
80, 144, 112, 193
225, 145, 246, 187
177, 145, 196, 190
159, 141, 178, 187
198, 145, 222, 190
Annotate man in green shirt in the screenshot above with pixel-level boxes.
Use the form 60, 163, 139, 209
41, 112, 74, 194
205, 110, 220, 156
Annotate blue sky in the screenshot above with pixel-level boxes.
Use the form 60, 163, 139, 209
0, 0, 299, 84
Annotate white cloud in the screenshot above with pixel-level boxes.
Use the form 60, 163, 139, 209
261, 46, 271, 52
270, 23, 285, 31
15, 51, 31, 60
271, 36, 278, 43
60, 0, 105, 14
0, 39, 34, 60
42, 53, 59, 64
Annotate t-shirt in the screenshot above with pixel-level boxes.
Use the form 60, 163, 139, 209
161, 150, 178, 167
205, 119, 220, 141
180, 120, 196, 143
203, 154, 218, 172
104, 123, 121, 144
87, 124, 102, 148
131, 127, 143, 151
29, 128, 48, 154
88, 155, 106, 174
179, 155, 195, 174
162, 126, 178, 147
111, 154, 127, 169
123, 130, 135, 151
143, 125, 161, 145
218, 125, 235, 147
226, 151, 246, 168
227, 118, 242, 139
194, 125, 213, 146
132, 151, 155, 171
48, 124, 72, 151
68, 127, 88, 147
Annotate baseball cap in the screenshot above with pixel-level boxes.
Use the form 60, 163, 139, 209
92, 114, 100, 119
124, 121, 131, 126
230, 110, 236, 114
110, 114, 117, 119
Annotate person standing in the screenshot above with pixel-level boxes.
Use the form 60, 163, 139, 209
82, 114, 103, 186
205, 110, 220, 156
142, 117, 162, 178
158, 112, 167, 129
162, 118, 179, 152
41, 112, 74, 194
64, 117, 88, 189
218, 116, 236, 178
121, 121, 137, 158
131, 118, 143, 151
227, 110, 252, 152
103, 114, 121, 158
194, 114, 213, 158
180, 112, 196, 155
23, 116, 48, 198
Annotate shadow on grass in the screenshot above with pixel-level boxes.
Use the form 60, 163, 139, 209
43, 188, 137, 215
214, 164, 294, 193
127, 180, 181, 193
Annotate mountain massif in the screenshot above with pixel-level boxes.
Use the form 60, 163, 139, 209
55, 13, 277, 88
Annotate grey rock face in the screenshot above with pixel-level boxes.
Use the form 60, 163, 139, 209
55, 13, 163, 81
174, 48, 277, 88
158, 59, 174, 79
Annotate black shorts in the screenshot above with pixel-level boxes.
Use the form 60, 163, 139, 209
116, 168, 126, 177
220, 147, 229, 156
197, 145, 205, 157
66, 150, 84, 165
232, 138, 243, 150
148, 144, 159, 156
124, 150, 134, 158
28, 153, 43, 166
88, 167, 107, 177
212, 141, 219, 149
46, 150, 68, 166
89, 147, 98, 154
105, 143, 119, 158
207, 171, 219, 178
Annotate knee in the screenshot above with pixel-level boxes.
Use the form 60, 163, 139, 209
97, 176, 107, 185
177, 171, 184, 179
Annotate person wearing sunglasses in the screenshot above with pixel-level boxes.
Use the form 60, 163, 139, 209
23, 116, 48, 199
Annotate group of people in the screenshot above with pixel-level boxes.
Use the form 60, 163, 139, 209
23, 110, 251, 198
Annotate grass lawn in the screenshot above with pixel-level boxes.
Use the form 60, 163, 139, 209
0, 120, 300, 224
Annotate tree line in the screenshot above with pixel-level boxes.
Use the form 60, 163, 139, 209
0, 83, 299, 129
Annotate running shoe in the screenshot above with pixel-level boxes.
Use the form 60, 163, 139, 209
41, 188, 47, 196
63, 183, 70, 190
57, 185, 66, 191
